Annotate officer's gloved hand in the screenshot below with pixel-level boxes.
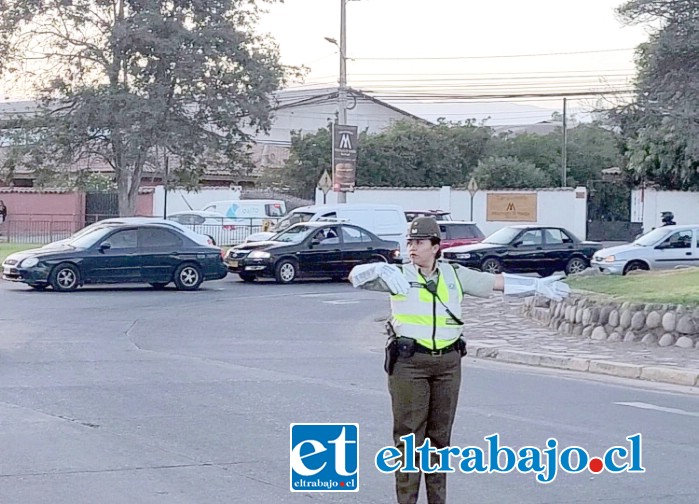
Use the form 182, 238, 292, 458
349, 263, 410, 296
502, 273, 571, 301
377, 264, 410, 296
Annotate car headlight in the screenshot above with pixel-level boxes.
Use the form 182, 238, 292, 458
604, 256, 616, 263
20, 257, 39, 268
455, 253, 471, 259
248, 250, 271, 259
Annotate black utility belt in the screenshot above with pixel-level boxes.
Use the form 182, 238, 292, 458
398, 337, 460, 356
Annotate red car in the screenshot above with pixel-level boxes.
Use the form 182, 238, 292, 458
438, 221, 485, 250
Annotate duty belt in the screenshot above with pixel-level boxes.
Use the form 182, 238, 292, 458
413, 340, 459, 356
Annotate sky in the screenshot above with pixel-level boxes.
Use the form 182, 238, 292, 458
257, 0, 654, 124
0, 0, 655, 125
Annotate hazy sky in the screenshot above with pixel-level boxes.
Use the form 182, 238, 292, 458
258, 0, 653, 118
1, 0, 654, 121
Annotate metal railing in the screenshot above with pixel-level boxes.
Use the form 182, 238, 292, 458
0, 219, 80, 244
175, 217, 283, 246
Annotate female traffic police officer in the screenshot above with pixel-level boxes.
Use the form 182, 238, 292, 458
349, 217, 570, 504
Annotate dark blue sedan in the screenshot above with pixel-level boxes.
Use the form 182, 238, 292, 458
2, 223, 228, 291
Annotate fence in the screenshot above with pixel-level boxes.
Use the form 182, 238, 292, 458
176, 217, 284, 246
0, 218, 82, 244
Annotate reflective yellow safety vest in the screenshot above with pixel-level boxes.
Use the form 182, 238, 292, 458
390, 263, 464, 350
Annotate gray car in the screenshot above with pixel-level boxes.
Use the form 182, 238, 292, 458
591, 224, 699, 274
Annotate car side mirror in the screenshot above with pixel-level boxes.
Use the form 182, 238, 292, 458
655, 243, 668, 250
310, 238, 321, 248
99, 242, 112, 252
512, 240, 523, 247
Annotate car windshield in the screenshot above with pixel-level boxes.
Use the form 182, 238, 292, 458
67, 227, 115, 248
270, 225, 314, 243
635, 228, 673, 246
483, 227, 521, 245
273, 212, 315, 231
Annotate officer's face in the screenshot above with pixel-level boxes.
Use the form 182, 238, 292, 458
407, 239, 439, 268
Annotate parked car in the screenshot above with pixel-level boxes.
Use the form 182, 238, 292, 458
167, 210, 249, 246
245, 203, 408, 253
225, 222, 401, 283
438, 221, 485, 250
50, 217, 214, 246
442, 225, 602, 276
405, 210, 453, 222
2, 223, 228, 291
591, 224, 699, 275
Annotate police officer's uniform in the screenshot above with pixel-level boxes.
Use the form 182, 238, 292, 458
379, 218, 494, 504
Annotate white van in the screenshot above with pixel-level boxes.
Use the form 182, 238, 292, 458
201, 199, 287, 220
246, 203, 408, 251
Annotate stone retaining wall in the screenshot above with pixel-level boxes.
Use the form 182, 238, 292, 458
522, 295, 699, 349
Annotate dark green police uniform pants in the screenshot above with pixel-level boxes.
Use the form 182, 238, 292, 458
388, 349, 462, 504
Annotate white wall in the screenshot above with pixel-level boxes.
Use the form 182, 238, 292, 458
317, 186, 589, 239
152, 186, 242, 217
631, 188, 699, 231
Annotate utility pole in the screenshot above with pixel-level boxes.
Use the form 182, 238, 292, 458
562, 97, 568, 188
337, 0, 348, 203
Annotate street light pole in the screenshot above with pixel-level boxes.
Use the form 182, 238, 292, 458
337, 0, 348, 203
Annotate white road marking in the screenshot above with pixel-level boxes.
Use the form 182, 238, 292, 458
614, 401, 699, 418
323, 300, 360, 305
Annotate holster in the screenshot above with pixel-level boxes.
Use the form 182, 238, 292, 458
384, 321, 399, 375
457, 336, 468, 358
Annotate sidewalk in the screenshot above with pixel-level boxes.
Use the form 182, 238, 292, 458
462, 296, 699, 388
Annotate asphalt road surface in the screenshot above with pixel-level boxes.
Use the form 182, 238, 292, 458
1, 277, 698, 503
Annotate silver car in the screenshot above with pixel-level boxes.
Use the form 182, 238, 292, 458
591, 224, 699, 274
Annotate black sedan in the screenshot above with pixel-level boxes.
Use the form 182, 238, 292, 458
442, 225, 602, 276
2, 223, 228, 291
225, 222, 401, 283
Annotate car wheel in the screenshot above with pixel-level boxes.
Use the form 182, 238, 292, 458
28, 284, 47, 291
623, 260, 649, 275
174, 263, 203, 291
49, 263, 80, 292
150, 282, 168, 290
481, 258, 502, 274
275, 259, 298, 284
565, 257, 587, 275
239, 273, 257, 282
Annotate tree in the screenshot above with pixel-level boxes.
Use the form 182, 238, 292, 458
471, 156, 551, 189
0, 0, 288, 215
616, 0, 699, 189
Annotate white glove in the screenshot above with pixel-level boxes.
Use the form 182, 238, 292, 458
349, 263, 410, 296
502, 273, 571, 301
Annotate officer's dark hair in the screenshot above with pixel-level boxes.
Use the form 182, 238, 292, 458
430, 237, 442, 259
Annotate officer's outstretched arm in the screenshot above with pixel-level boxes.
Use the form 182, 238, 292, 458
349, 263, 410, 295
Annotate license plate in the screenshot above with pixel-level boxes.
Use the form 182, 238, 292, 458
229, 260, 238, 268
3, 266, 11, 275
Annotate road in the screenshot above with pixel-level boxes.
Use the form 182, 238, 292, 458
1, 277, 697, 503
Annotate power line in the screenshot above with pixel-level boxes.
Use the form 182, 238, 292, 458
352, 48, 636, 61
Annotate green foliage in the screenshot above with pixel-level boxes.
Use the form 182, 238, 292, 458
273, 119, 625, 197
616, 0, 699, 189
0, 0, 289, 215
472, 156, 551, 189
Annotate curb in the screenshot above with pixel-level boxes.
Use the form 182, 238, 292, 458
468, 343, 699, 388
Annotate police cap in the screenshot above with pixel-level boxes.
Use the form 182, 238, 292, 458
408, 216, 441, 240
